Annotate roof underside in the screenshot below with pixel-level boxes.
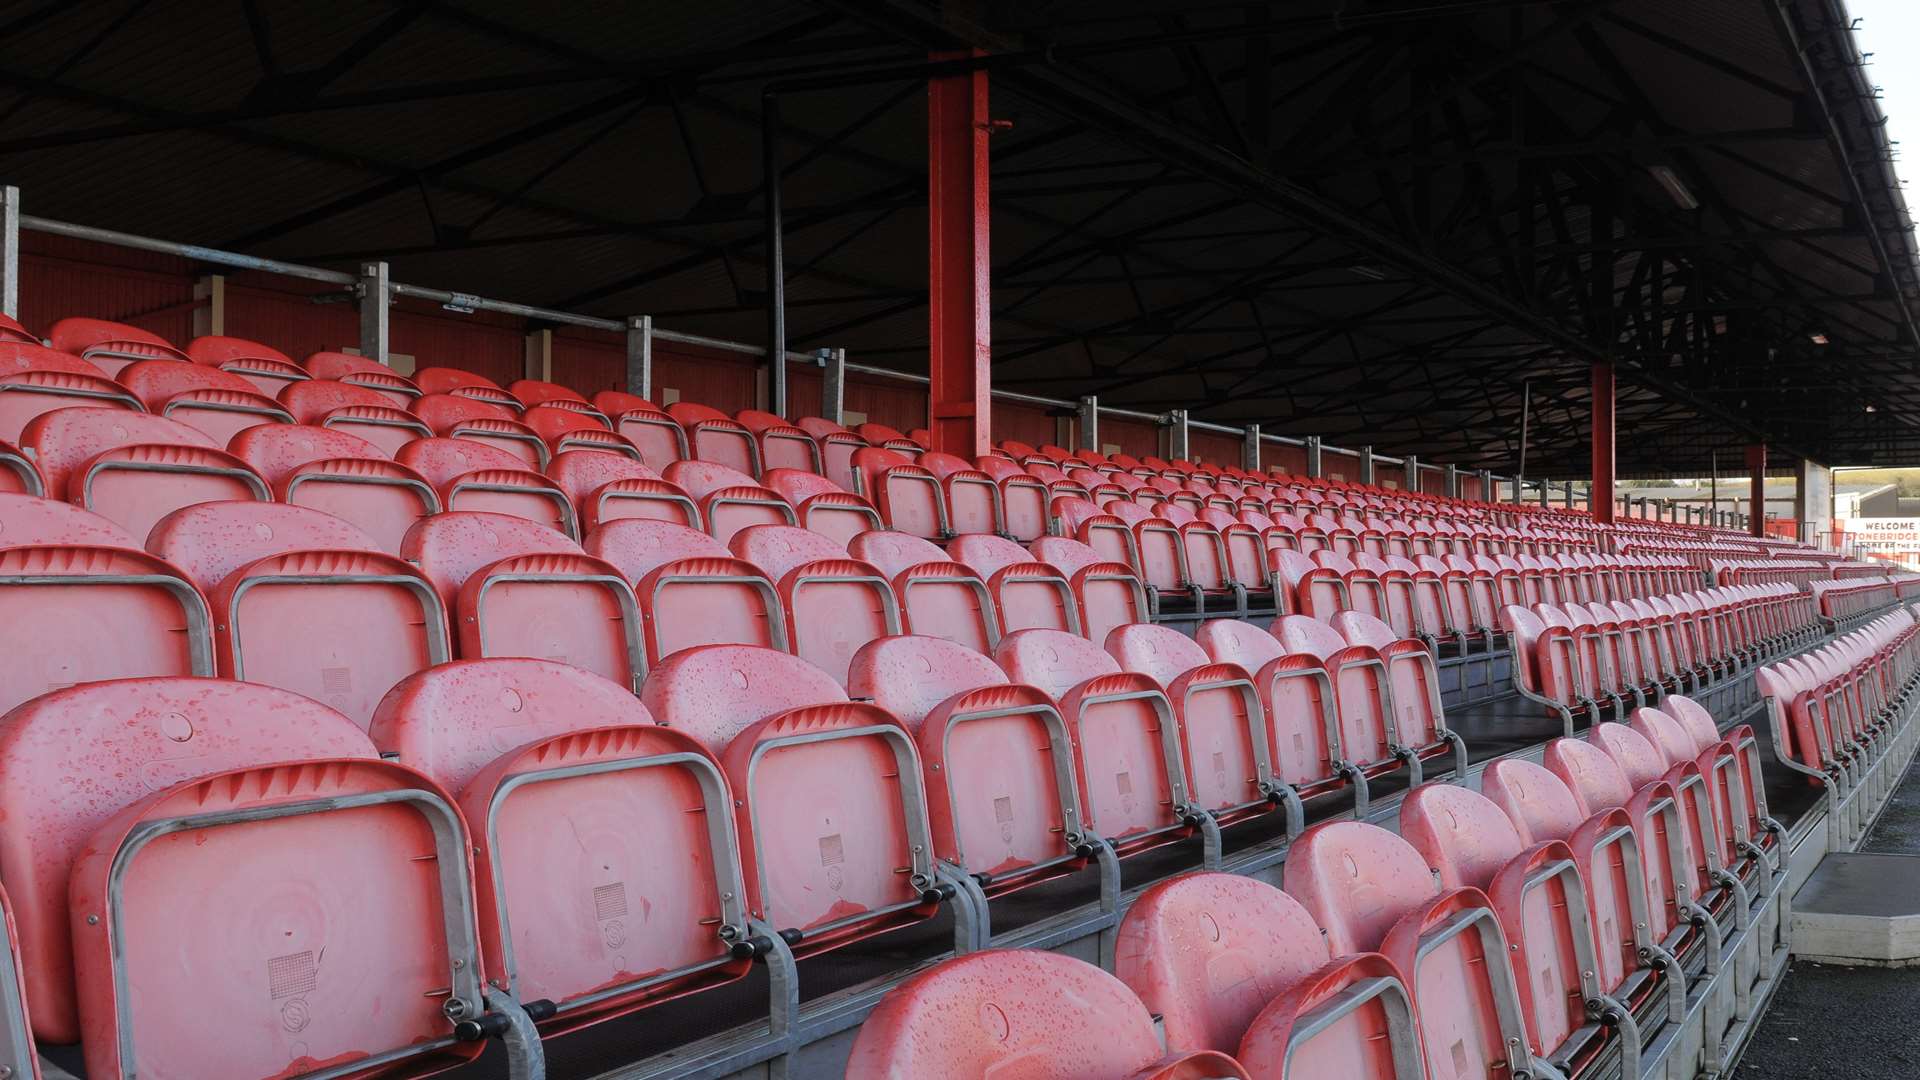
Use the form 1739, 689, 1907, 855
1, 0, 1916, 474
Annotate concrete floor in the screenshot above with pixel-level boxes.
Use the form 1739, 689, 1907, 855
1733, 757, 1920, 1080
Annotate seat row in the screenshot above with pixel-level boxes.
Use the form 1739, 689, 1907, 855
1507, 584, 1818, 733
1759, 608, 1920, 842
852, 695, 1785, 1079
1809, 575, 1920, 620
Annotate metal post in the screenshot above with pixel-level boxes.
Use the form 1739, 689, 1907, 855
1077, 395, 1100, 453
762, 94, 787, 419
1517, 376, 1532, 486
624, 316, 653, 399
1539, 480, 1550, 508
1477, 467, 1492, 503
1404, 455, 1420, 493
1511, 475, 1523, 502
926, 52, 992, 457
1710, 449, 1720, 528
821, 347, 846, 425
1746, 443, 1767, 537
1445, 464, 1459, 499
1359, 446, 1376, 486
1304, 435, 1322, 478
1590, 359, 1615, 523
1, 185, 18, 321
1242, 424, 1261, 471
1168, 409, 1191, 462
523, 328, 552, 382
1563, 480, 1575, 509
358, 260, 390, 366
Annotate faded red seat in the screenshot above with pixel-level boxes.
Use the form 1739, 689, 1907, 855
849, 951, 1249, 1080
411, 392, 548, 466
303, 351, 420, 406
1195, 618, 1352, 812
669, 402, 760, 475
508, 377, 591, 409
398, 436, 578, 537
662, 459, 796, 544
737, 408, 822, 473
595, 391, 689, 468
20, 407, 269, 541
228, 424, 437, 553
850, 447, 947, 540
148, 500, 446, 729
951, 532, 1081, 635
370, 658, 753, 1033
762, 468, 879, 545
117, 358, 292, 443
585, 518, 786, 664
0, 341, 142, 442
0, 678, 497, 1077
419, 367, 524, 412
849, 530, 998, 652
279, 379, 431, 453
46, 316, 188, 375
730, 524, 900, 686
184, 335, 308, 396
1032, 535, 1148, 645
0, 439, 40, 496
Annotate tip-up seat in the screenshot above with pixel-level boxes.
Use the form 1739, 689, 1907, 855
412, 392, 548, 467
1032, 535, 1149, 646
0, 342, 142, 443
849, 950, 1251, 1079
404, 511, 643, 691
417, 367, 523, 411
0, 438, 36, 495
507, 377, 589, 410
850, 447, 947, 540
997, 628, 1201, 861
920, 450, 1001, 536
952, 532, 1082, 635
117, 358, 292, 443
594, 391, 689, 469
668, 402, 760, 476
763, 467, 880, 545
371, 658, 753, 1034
737, 408, 823, 474
184, 335, 308, 396
0, 496, 214, 715
1, 677, 510, 1077
524, 402, 628, 455
148, 501, 447, 728
585, 518, 786, 664
20, 407, 269, 541
398, 436, 578, 538
642, 646, 948, 956
45, 316, 188, 375
303, 351, 421, 406
730, 524, 900, 686
547, 450, 694, 532
850, 635, 1087, 900
848, 530, 999, 653
662, 460, 797, 544
279, 379, 432, 454
229, 423, 438, 553
0, 312, 32, 344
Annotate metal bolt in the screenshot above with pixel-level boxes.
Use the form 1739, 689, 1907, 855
453, 958, 465, 970
86, 914, 98, 925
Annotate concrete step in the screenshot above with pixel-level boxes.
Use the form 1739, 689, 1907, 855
1791, 852, 1920, 965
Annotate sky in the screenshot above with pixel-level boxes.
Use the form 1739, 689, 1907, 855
1849, 0, 1916, 188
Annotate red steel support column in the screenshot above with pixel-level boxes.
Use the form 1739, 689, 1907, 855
1746, 443, 1767, 536
927, 53, 992, 458
1590, 359, 1615, 524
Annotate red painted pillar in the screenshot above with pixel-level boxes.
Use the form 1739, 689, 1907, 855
1590, 359, 1615, 524
927, 53, 992, 458
1746, 443, 1767, 536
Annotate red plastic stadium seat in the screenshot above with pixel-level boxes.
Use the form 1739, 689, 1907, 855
418, 367, 525, 412
279, 379, 432, 453
1195, 619, 1351, 810
398, 436, 578, 537
763, 468, 880, 545
228, 424, 438, 553
0, 495, 214, 715
919, 450, 1001, 535
117, 358, 292, 443
0, 313, 33, 344
848, 530, 999, 652
669, 402, 760, 475
1115, 873, 1330, 1055
0, 342, 144, 443
663, 459, 796, 544
546, 449, 692, 530
997, 628, 1196, 858
524, 402, 622, 457
849, 635, 1086, 897
794, 416, 868, 491
20, 407, 269, 540
147, 501, 448, 728
510, 378, 589, 408
184, 335, 308, 396
0, 678, 494, 1077
850, 447, 947, 540
1032, 535, 1149, 645
738, 409, 823, 473
1332, 610, 1468, 782
952, 532, 1081, 635
849, 951, 1249, 1079
585, 518, 786, 664
730, 524, 901, 685
412, 392, 548, 466
595, 391, 689, 469
404, 511, 643, 690
303, 351, 421, 405
45, 316, 188, 375
370, 658, 753, 1032
642, 646, 942, 955
975, 457, 1049, 541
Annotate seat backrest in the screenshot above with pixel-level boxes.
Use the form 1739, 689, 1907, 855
20, 406, 268, 537
1399, 783, 1526, 889
411, 391, 516, 433
401, 510, 585, 610
185, 334, 295, 367
0, 491, 138, 548
1196, 618, 1286, 670
1591, 722, 1669, 788
147, 500, 383, 593
0, 677, 376, 1042
370, 658, 655, 792
546, 448, 658, 508
1116, 873, 1332, 1054
1331, 610, 1398, 651
1031, 535, 1102, 576
1481, 759, 1587, 844
1662, 694, 1722, 753
847, 530, 947, 578
663, 459, 759, 501
509, 378, 588, 407
581, 518, 728, 582
1630, 706, 1699, 766
847, 635, 1009, 729
1283, 820, 1439, 953
279, 378, 402, 424
847, 951, 1167, 1078
994, 627, 1121, 699
1543, 738, 1637, 817
415, 366, 504, 395
395, 436, 530, 489
729, 523, 848, 581
1273, 613, 1348, 661
46, 316, 187, 370
639, 644, 846, 751
228, 423, 390, 482
949, 533, 1034, 577
1105, 622, 1210, 687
